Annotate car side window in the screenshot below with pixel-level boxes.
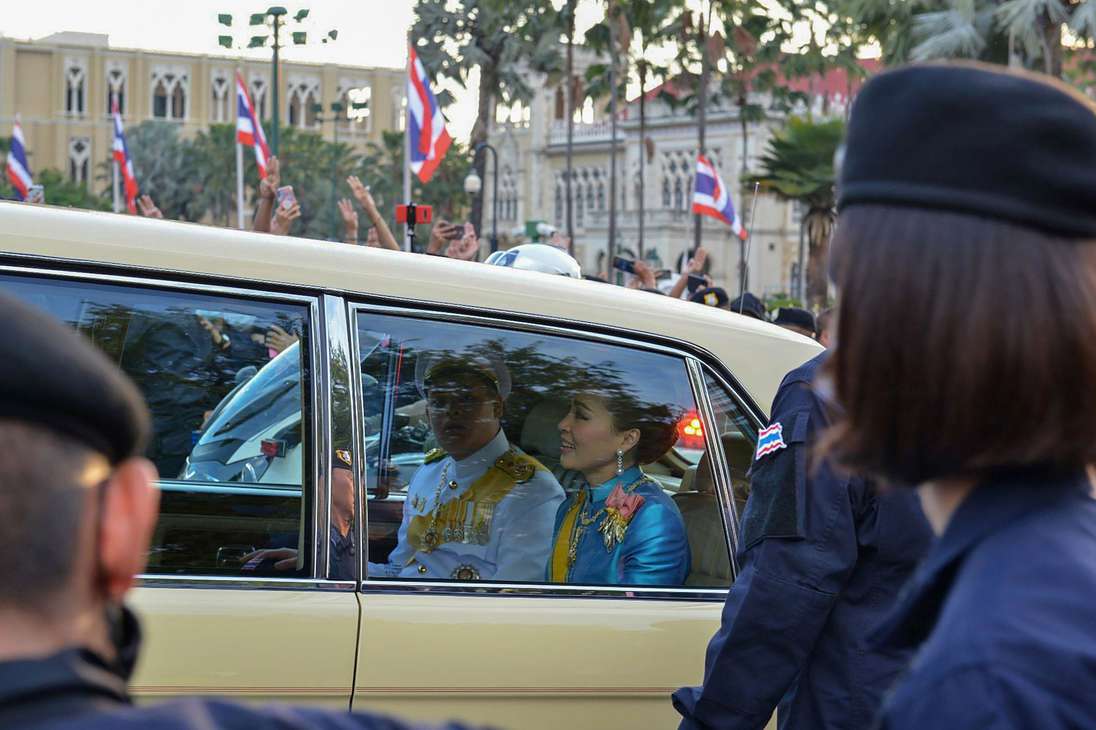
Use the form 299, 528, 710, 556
702, 371, 759, 544
1, 273, 313, 577
356, 311, 744, 590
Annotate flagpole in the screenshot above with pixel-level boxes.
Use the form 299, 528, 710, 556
738, 182, 761, 308
236, 141, 246, 230
402, 36, 413, 252
112, 161, 121, 214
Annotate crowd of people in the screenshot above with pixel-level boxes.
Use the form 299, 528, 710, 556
124, 152, 827, 336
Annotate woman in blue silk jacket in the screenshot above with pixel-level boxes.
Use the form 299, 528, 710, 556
547, 390, 690, 586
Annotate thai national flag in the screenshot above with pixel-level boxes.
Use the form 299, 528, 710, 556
236, 71, 271, 178
693, 154, 748, 240
112, 96, 139, 214
407, 45, 452, 184
6, 118, 33, 201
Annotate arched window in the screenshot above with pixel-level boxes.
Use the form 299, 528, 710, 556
555, 184, 563, 223
576, 183, 585, 227
210, 70, 231, 122
250, 76, 269, 120
597, 182, 605, 211
287, 75, 321, 129
674, 177, 684, 210
68, 137, 90, 184
554, 87, 565, 120
662, 177, 671, 208
64, 58, 87, 116
151, 67, 188, 120
105, 62, 126, 116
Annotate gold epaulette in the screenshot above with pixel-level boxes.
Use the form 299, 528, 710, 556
492, 449, 544, 484
423, 448, 448, 464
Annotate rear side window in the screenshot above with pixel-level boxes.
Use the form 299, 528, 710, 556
356, 311, 750, 590
0, 273, 313, 577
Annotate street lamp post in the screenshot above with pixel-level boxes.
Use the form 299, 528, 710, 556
268, 6, 287, 156
464, 143, 498, 253
217, 7, 338, 157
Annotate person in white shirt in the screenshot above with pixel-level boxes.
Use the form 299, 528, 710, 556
368, 352, 565, 582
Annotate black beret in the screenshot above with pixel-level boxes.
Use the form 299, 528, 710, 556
0, 292, 149, 465
839, 62, 1096, 238
728, 292, 765, 320
690, 286, 730, 309
773, 307, 817, 333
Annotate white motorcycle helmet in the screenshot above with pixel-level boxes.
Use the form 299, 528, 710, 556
484, 244, 582, 279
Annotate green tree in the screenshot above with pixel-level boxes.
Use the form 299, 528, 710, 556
357, 130, 472, 248
188, 124, 246, 227
749, 116, 844, 309
585, 0, 681, 256
411, 0, 562, 233
847, 0, 1096, 78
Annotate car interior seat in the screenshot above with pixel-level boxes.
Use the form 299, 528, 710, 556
672, 432, 755, 588
519, 397, 586, 493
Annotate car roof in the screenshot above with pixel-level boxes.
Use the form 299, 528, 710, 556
0, 202, 822, 413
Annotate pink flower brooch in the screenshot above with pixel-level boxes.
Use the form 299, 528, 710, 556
598, 484, 646, 551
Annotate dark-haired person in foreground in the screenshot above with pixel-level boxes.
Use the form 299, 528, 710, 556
672, 347, 931, 729
828, 63, 1096, 729
0, 292, 480, 730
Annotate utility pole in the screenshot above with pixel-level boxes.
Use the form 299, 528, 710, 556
693, 3, 711, 257
608, 2, 618, 282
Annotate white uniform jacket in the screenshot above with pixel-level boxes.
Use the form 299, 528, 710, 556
368, 430, 565, 582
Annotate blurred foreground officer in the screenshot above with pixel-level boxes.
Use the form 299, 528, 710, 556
672, 353, 931, 729
0, 292, 479, 730
828, 63, 1096, 730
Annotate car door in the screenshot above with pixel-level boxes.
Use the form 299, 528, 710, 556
0, 270, 360, 707
347, 306, 759, 728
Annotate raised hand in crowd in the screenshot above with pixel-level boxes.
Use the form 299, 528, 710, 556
628, 259, 658, 290
253, 155, 281, 233
270, 200, 300, 236
337, 198, 359, 244
446, 222, 480, 261
137, 194, 163, 219
265, 324, 299, 356
347, 175, 400, 251
669, 247, 710, 300
427, 219, 462, 256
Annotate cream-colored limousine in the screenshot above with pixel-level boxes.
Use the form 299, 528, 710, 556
0, 201, 819, 729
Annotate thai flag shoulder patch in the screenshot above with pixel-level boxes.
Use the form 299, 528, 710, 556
755, 422, 787, 461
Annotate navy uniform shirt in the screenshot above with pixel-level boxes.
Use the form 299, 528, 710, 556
673, 353, 932, 730
0, 640, 483, 730
874, 469, 1096, 729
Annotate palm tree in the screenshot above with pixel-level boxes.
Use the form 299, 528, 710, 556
749, 117, 844, 310
850, 0, 1096, 78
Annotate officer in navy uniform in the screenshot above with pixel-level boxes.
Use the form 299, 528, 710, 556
367, 352, 564, 582
0, 292, 477, 730
826, 64, 1096, 730
672, 352, 932, 729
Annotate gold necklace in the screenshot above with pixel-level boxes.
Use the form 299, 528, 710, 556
421, 462, 453, 551
564, 475, 646, 572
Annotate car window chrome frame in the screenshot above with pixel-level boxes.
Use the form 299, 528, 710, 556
0, 262, 335, 588
348, 300, 766, 602
686, 358, 741, 578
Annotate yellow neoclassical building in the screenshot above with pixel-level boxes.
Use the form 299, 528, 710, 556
0, 31, 404, 188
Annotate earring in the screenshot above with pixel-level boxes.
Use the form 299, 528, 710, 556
616, 449, 624, 475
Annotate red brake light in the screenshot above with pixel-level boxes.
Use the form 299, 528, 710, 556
260, 439, 286, 458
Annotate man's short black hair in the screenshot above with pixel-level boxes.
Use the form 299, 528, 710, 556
0, 421, 97, 612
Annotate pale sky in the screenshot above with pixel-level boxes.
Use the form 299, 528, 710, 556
0, 0, 607, 140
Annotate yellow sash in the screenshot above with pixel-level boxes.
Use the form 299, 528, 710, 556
549, 492, 585, 583
405, 450, 546, 562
